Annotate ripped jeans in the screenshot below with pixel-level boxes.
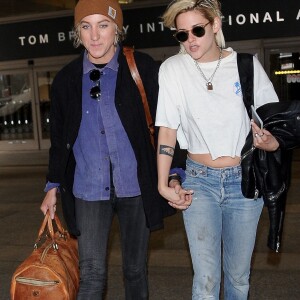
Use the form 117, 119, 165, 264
182, 157, 263, 300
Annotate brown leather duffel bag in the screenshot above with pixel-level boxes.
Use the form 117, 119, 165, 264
10, 212, 79, 299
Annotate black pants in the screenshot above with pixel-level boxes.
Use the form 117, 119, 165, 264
75, 193, 150, 300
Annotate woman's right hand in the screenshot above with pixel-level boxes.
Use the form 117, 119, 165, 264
159, 182, 193, 210
40, 188, 57, 219
157, 127, 193, 209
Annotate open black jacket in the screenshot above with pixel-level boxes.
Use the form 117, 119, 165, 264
241, 100, 300, 251
47, 47, 176, 236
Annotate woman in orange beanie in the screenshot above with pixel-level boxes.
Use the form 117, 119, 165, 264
40, 0, 176, 299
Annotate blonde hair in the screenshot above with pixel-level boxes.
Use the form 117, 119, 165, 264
162, 0, 225, 48
72, 24, 125, 48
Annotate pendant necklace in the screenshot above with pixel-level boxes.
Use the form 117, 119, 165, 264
194, 47, 223, 91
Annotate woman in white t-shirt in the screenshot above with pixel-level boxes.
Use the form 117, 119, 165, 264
156, 0, 279, 299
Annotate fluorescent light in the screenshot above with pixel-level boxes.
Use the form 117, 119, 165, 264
279, 53, 292, 59
275, 70, 300, 75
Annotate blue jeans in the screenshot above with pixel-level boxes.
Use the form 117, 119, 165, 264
75, 193, 150, 300
182, 157, 263, 300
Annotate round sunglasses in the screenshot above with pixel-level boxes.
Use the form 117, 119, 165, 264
173, 22, 211, 43
89, 69, 102, 100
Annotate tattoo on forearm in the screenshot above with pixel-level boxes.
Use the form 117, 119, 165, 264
159, 145, 175, 157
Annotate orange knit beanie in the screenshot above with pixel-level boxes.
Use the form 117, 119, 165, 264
74, 0, 123, 29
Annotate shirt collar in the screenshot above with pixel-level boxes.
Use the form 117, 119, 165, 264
83, 45, 120, 74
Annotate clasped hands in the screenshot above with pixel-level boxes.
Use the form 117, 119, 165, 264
160, 179, 193, 210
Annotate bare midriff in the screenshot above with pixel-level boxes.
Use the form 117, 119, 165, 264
188, 153, 241, 168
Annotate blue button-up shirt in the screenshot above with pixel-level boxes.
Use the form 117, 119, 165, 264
72, 47, 141, 201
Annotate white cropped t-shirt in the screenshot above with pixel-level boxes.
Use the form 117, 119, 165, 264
155, 48, 279, 160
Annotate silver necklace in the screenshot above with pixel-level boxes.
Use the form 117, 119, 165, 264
194, 48, 223, 91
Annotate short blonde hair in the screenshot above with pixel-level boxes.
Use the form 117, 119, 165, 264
162, 0, 225, 48
72, 24, 125, 48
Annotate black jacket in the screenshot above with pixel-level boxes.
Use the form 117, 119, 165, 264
241, 100, 300, 251
47, 47, 176, 236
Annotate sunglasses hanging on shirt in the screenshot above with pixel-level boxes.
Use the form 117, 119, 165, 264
173, 22, 210, 43
89, 69, 102, 100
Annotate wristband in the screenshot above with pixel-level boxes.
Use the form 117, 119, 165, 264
170, 167, 186, 183
168, 174, 182, 185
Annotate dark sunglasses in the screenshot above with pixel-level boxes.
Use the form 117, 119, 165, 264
89, 69, 102, 99
173, 22, 211, 43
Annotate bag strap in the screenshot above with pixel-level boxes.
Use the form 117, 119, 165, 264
237, 53, 254, 119
35, 212, 68, 248
123, 46, 155, 149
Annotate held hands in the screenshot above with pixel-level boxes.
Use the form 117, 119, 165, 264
40, 188, 57, 219
160, 179, 193, 210
251, 120, 279, 152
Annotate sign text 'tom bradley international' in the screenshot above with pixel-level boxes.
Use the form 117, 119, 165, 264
225, 9, 300, 25
17, 22, 167, 47
17, 8, 300, 47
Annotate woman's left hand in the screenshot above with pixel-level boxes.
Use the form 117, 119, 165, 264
251, 120, 279, 151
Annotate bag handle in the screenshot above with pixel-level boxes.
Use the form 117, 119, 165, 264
123, 46, 155, 149
35, 212, 67, 249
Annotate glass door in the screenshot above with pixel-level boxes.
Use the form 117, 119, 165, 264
34, 68, 59, 149
0, 61, 68, 151
0, 69, 38, 150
